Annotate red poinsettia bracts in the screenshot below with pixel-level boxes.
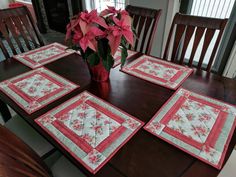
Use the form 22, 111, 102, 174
100, 6, 120, 16
65, 6, 134, 70
107, 14, 133, 55
79, 26, 105, 52
79, 9, 108, 29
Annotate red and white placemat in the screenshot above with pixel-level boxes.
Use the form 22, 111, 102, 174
121, 55, 193, 89
35, 91, 144, 174
13, 43, 75, 69
144, 88, 236, 169
0, 67, 78, 114
113, 48, 137, 68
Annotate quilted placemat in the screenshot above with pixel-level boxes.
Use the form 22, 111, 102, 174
121, 55, 193, 89
0, 67, 78, 114
35, 91, 144, 174
144, 88, 236, 169
113, 48, 137, 68
13, 42, 75, 69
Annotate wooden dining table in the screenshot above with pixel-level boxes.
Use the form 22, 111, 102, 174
0, 52, 236, 177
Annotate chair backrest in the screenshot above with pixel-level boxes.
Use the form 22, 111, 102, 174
126, 5, 162, 55
0, 6, 44, 59
163, 13, 227, 72
0, 125, 51, 177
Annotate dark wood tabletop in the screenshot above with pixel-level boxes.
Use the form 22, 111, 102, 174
1, 53, 236, 177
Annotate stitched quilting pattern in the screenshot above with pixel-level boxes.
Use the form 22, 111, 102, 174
144, 88, 236, 169
0, 67, 78, 114
13, 43, 75, 68
35, 91, 143, 174
121, 55, 193, 89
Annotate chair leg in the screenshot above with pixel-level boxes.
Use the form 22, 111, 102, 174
0, 100, 12, 122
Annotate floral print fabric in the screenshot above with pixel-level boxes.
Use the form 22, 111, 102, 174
144, 88, 236, 169
122, 55, 193, 89
13, 43, 75, 69
35, 91, 143, 174
167, 98, 219, 144
0, 67, 78, 114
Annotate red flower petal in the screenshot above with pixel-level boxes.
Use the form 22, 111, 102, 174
108, 34, 121, 55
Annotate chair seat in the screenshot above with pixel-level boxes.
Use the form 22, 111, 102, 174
218, 150, 236, 177
5, 115, 54, 157
51, 156, 86, 177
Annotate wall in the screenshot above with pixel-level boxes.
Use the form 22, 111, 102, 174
223, 41, 236, 78
0, 0, 10, 9
162, 0, 180, 56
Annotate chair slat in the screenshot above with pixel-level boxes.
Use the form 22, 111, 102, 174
135, 16, 146, 51
188, 27, 205, 67
0, 22, 18, 55
19, 15, 38, 46
132, 15, 140, 29
171, 24, 186, 61
206, 19, 228, 71
4, 17, 25, 52
197, 28, 216, 69
126, 5, 162, 55
163, 13, 227, 72
0, 6, 44, 59
179, 25, 195, 64
0, 39, 10, 58
11, 16, 32, 50
140, 17, 152, 53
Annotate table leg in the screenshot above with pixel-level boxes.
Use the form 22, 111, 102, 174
0, 100, 12, 122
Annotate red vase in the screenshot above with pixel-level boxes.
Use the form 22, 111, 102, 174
87, 61, 110, 82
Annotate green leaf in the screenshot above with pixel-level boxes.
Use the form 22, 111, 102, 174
117, 13, 121, 20
121, 47, 128, 67
82, 48, 94, 61
87, 53, 100, 66
103, 54, 114, 71
97, 39, 110, 59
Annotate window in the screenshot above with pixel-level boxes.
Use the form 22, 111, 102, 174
191, 0, 234, 18
85, 0, 126, 12
184, 0, 235, 68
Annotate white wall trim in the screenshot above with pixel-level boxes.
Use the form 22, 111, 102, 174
223, 41, 236, 78
15, 0, 32, 5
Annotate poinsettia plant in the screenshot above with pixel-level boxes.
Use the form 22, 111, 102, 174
65, 6, 134, 71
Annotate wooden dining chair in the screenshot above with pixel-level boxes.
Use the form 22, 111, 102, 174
0, 124, 51, 177
0, 6, 44, 59
0, 124, 86, 177
126, 5, 162, 55
4, 114, 54, 158
0, 6, 45, 122
163, 13, 228, 72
